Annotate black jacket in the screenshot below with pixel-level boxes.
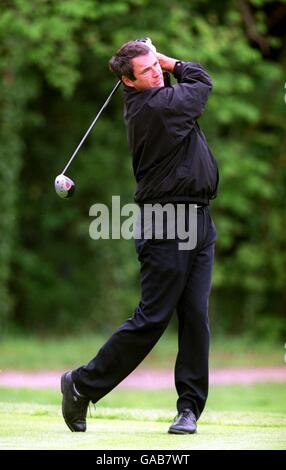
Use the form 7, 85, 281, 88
123, 61, 219, 205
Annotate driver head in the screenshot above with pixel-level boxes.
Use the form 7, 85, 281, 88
54, 174, 75, 198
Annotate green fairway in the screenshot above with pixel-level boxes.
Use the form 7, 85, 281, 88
0, 333, 283, 369
0, 402, 285, 450
0, 384, 285, 450
1, 383, 286, 413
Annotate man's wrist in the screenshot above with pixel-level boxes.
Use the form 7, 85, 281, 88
173, 60, 184, 77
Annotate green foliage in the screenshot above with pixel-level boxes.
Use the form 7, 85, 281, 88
0, 0, 285, 336
0, 20, 37, 333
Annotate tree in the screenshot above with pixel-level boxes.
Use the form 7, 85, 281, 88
0, 0, 285, 338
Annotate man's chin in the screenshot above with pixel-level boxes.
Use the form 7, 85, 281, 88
153, 80, 164, 88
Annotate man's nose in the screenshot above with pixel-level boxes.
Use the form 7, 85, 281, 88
151, 66, 159, 76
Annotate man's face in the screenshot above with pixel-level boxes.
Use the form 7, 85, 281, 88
123, 51, 164, 90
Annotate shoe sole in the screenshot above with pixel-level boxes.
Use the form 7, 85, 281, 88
168, 428, 197, 435
61, 373, 77, 433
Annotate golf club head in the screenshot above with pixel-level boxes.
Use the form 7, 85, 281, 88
54, 174, 75, 199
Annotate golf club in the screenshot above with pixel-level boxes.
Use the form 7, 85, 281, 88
55, 80, 121, 198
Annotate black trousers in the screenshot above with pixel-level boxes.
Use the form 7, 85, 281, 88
73, 205, 216, 418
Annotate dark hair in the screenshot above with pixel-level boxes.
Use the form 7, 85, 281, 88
109, 41, 150, 81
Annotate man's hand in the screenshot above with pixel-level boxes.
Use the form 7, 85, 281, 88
144, 37, 157, 54
135, 37, 157, 54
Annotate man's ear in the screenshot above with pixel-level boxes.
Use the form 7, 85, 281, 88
122, 75, 135, 88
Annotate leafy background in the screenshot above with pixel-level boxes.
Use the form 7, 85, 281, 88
0, 0, 285, 340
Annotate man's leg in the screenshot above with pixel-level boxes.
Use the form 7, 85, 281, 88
72, 236, 189, 403
174, 208, 216, 419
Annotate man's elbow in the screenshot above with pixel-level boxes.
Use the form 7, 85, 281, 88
203, 75, 213, 91
195, 91, 211, 118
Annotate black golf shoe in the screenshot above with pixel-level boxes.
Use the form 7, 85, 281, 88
61, 370, 90, 432
168, 408, 197, 434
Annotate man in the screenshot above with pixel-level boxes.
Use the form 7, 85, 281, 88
61, 39, 219, 435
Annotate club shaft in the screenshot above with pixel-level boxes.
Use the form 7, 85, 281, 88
62, 80, 121, 175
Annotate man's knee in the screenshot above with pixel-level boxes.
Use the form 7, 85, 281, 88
132, 303, 172, 331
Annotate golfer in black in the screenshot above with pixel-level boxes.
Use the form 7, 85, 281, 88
61, 39, 219, 434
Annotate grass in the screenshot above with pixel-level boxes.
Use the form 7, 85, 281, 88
0, 384, 285, 450
1, 405, 285, 450
1, 333, 284, 449
1, 383, 286, 412
0, 332, 284, 369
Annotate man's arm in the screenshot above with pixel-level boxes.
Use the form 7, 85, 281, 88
156, 52, 177, 73
150, 52, 213, 122
156, 51, 212, 88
